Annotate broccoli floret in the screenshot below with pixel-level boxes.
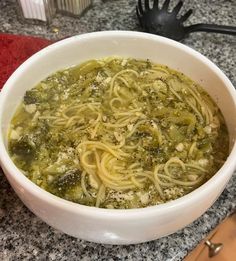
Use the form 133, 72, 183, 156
24, 89, 40, 104
24, 86, 54, 104
56, 169, 81, 188
49, 170, 82, 196
9, 135, 36, 159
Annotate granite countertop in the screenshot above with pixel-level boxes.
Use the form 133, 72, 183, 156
0, 0, 236, 260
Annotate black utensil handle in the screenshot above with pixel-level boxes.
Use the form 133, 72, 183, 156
186, 23, 236, 35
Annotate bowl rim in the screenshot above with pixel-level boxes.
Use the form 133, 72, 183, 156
0, 30, 236, 218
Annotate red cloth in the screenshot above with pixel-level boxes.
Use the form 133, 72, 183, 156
0, 34, 52, 89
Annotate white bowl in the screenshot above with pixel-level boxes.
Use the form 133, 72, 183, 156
0, 31, 236, 245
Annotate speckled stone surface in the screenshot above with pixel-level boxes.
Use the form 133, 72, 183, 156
0, 0, 236, 260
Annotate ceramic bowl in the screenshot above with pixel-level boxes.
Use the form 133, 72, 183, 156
0, 31, 236, 244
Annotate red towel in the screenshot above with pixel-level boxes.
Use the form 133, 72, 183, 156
0, 34, 52, 89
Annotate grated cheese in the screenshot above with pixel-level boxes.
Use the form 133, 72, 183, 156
24, 104, 36, 114
137, 192, 149, 204
10, 129, 20, 140
188, 174, 198, 181
175, 143, 184, 152
204, 126, 212, 134
121, 59, 127, 66
127, 124, 134, 131
198, 159, 209, 167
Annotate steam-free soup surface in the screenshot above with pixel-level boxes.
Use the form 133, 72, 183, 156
8, 57, 229, 209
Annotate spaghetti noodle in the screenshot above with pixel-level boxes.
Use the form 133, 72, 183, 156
8, 57, 229, 209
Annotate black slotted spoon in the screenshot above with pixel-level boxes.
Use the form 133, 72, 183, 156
136, 0, 236, 41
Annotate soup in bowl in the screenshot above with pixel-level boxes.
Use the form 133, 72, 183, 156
0, 31, 236, 244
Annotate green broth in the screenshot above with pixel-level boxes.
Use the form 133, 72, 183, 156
8, 57, 229, 209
